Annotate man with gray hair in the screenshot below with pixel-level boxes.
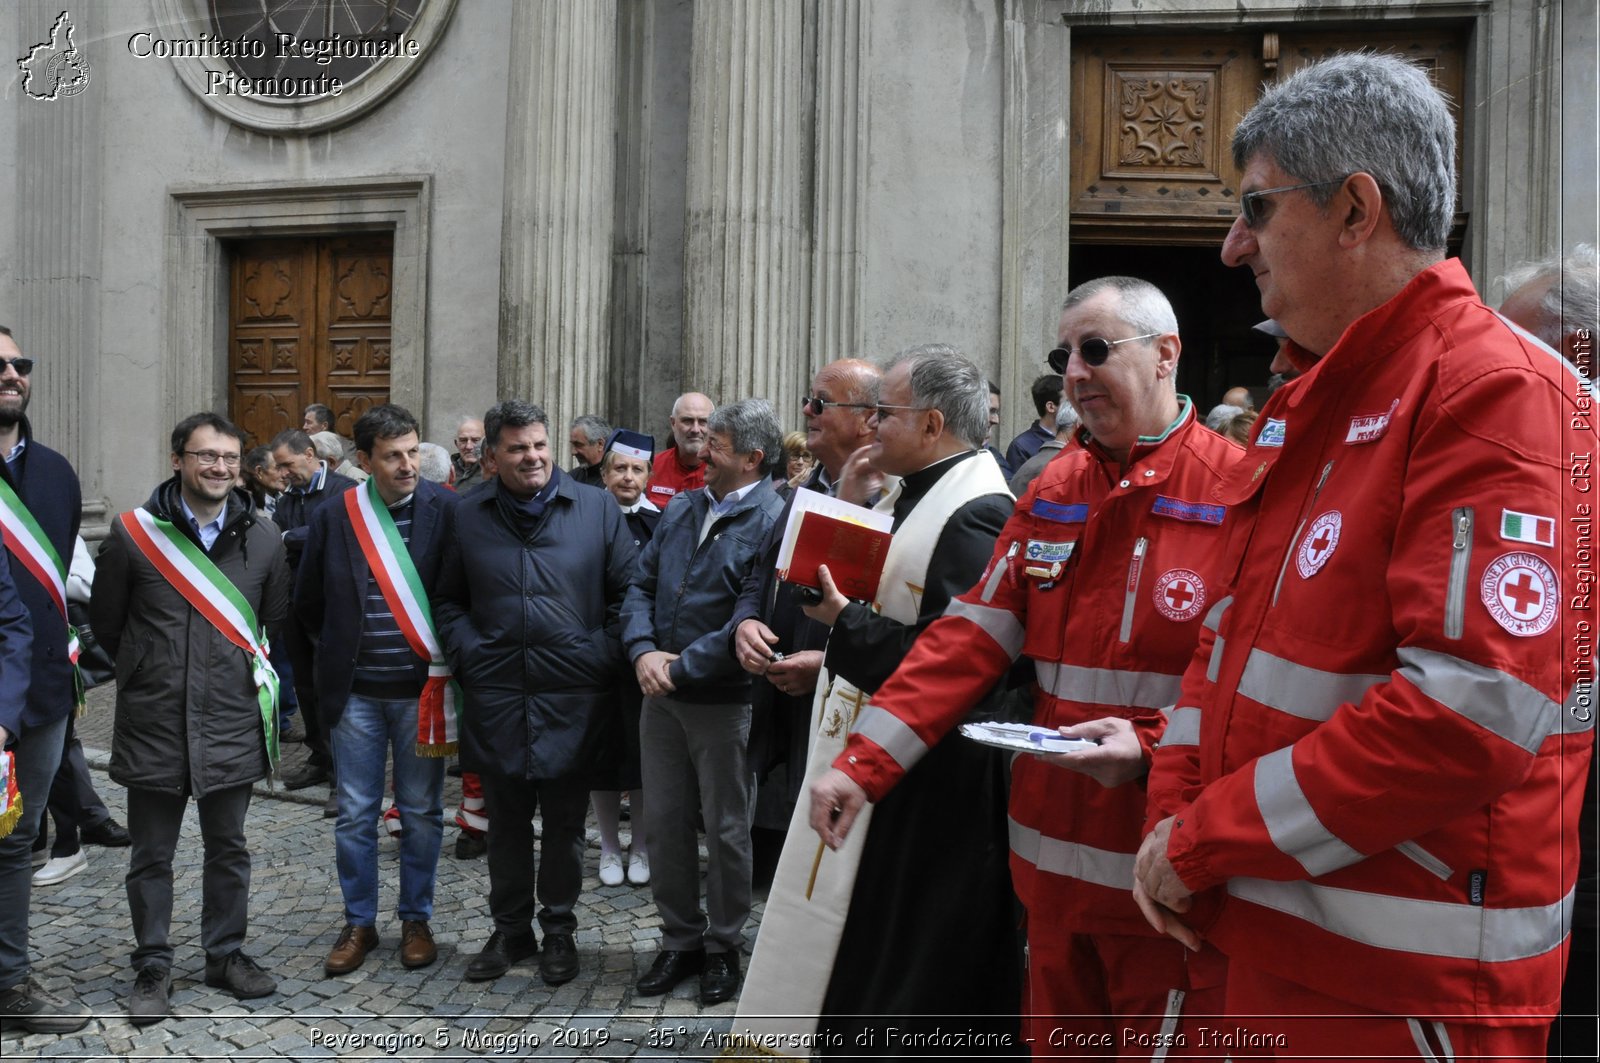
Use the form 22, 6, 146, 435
568, 414, 612, 488
622, 398, 787, 1006
1131, 53, 1594, 1055
739, 345, 1016, 1048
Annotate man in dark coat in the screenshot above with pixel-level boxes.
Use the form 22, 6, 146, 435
92, 412, 291, 1025
296, 404, 460, 977
270, 428, 358, 791
434, 400, 636, 987
623, 398, 788, 1006
0, 324, 90, 1033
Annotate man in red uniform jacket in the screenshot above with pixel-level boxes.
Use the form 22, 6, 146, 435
810, 278, 1243, 1056
647, 392, 712, 509
1134, 53, 1596, 1059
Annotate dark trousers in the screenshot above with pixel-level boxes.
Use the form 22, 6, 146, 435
480, 773, 589, 939
125, 784, 253, 970
283, 620, 332, 771
42, 716, 112, 857
0, 713, 69, 991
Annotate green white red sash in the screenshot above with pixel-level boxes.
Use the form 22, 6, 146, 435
118, 507, 280, 768
0, 477, 85, 712
344, 479, 460, 756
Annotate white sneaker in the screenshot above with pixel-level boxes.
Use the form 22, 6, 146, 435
598, 850, 625, 887
33, 850, 88, 887
627, 850, 650, 885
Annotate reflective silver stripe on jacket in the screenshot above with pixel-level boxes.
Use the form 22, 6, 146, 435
1009, 818, 1136, 891
944, 598, 1025, 661
1254, 746, 1364, 876
1159, 706, 1201, 748
1035, 661, 1183, 710
850, 705, 930, 772
1397, 646, 1569, 753
1228, 877, 1573, 963
1203, 595, 1232, 632
1237, 648, 1387, 722
1202, 597, 1232, 682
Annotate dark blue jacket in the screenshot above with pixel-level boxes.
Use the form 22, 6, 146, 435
434, 472, 638, 781
0, 532, 34, 737
294, 478, 460, 731
621, 478, 786, 705
0, 420, 81, 734
272, 461, 358, 568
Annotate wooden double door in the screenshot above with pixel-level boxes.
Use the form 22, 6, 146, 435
228, 233, 393, 449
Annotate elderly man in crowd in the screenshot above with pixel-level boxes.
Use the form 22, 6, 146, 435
740, 346, 1015, 1051
647, 392, 713, 509
1134, 53, 1594, 1057
568, 414, 612, 488
436, 400, 636, 987
624, 398, 787, 1006
450, 416, 486, 493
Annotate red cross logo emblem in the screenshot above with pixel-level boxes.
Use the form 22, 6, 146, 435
1481, 552, 1558, 637
1296, 511, 1343, 580
1153, 568, 1206, 622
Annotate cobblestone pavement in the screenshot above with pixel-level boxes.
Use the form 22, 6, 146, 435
4, 685, 766, 1061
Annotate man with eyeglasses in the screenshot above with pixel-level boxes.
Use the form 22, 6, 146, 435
450, 415, 486, 493
730, 361, 881, 885
738, 345, 1017, 1051
781, 293, 1240, 1057
1131, 53, 1595, 1056
92, 412, 291, 1023
647, 392, 714, 509
0, 326, 92, 1032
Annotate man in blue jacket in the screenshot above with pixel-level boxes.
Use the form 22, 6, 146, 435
0, 325, 89, 1033
623, 398, 787, 1006
296, 404, 460, 978
435, 400, 637, 987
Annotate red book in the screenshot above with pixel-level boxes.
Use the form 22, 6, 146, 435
782, 510, 893, 602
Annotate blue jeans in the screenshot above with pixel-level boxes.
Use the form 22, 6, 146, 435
330, 694, 445, 926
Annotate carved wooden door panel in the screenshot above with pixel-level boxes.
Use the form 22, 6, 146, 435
228, 233, 393, 448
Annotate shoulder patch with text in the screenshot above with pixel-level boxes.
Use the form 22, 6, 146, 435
1151, 495, 1226, 525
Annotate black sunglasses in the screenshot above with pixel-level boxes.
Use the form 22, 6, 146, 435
1239, 177, 1348, 229
802, 395, 873, 416
0, 357, 34, 377
1046, 332, 1162, 373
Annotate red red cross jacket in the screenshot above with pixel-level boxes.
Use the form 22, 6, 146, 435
834, 401, 1243, 933
1145, 259, 1597, 1023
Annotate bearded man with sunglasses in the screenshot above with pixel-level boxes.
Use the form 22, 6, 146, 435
1131, 54, 1595, 1056
784, 287, 1241, 1058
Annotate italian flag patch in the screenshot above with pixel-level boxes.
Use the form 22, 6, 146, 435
1500, 509, 1555, 547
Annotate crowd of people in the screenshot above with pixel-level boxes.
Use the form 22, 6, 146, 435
0, 52, 1596, 1060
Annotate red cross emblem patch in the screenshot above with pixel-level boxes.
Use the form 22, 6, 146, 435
1295, 511, 1342, 579
1480, 551, 1559, 637
1152, 568, 1206, 622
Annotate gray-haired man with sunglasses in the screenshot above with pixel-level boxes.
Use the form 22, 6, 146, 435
1135, 52, 1594, 1055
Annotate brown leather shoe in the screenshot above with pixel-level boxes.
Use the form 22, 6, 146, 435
323, 924, 380, 976
400, 920, 437, 969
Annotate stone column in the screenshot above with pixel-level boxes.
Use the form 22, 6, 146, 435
683, 0, 810, 416
809, 0, 869, 365
14, 1, 106, 532
498, 0, 617, 459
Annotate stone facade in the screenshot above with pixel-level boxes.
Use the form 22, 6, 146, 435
0, 0, 1593, 529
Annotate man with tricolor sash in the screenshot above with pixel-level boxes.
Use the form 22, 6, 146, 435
295, 404, 459, 977
91, 412, 290, 1025
0, 324, 91, 1034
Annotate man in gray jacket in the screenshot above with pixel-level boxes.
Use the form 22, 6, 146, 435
622, 398, 786, 1006
92, 413, 290, 1025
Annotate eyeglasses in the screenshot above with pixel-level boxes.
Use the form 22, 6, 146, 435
803, 395, 874, 417
1047, 332, 1163, 373
872, 403, 931, 421
1239, 177, 1348, 229
0, 357, 34, 377
184, 450, 242, 468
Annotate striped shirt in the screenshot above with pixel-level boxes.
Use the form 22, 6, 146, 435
351, 497, 422, 698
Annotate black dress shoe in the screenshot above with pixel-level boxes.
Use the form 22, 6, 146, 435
464, 930, 538, 982
280, 762, 329, 790
539, 933, 579, 986
699, 951, 741, 1005
454, 832, 487, 860
82, 818, 132, 847
635, 948, 705, 996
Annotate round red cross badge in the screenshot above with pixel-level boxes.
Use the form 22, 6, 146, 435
1153, 568, 1206, 622
1480, 551, 1559, 637
1296, 510, 1342, 579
